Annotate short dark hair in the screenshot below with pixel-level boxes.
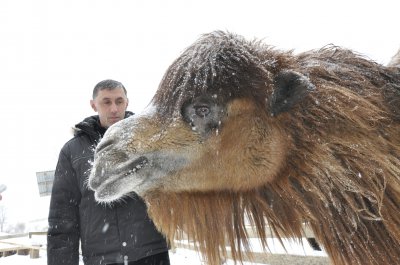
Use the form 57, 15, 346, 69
92, 79, 127, 99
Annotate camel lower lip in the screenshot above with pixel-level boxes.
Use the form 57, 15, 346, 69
90, 156, 149, 192
94, 158, 149, 201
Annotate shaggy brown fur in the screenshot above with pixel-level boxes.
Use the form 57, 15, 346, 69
89, 31, 400, 265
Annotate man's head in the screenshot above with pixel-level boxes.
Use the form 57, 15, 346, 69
90, 79, 129, 128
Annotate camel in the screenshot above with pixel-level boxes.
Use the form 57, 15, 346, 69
88, 31, 400, 265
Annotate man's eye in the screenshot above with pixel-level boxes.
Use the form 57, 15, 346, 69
195, 106, 210, 117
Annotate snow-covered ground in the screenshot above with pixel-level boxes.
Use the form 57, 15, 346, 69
0, 248, 267, 265
0, 235, 326, 265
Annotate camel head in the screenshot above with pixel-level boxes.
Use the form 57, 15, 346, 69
88, 31, 400, 265
88, 31, 315, 201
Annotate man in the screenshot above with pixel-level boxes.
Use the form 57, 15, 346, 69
47, 80, 170, 265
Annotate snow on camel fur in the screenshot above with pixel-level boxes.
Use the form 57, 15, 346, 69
89, 31, 400, 265
388, 47, 400, 67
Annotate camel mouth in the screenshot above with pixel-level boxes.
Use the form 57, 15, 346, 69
91, 156, 149, 201
120, 156, 149, 177
91, 150, 191, 201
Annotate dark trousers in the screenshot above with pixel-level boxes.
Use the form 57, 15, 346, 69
108, 251, 170, 265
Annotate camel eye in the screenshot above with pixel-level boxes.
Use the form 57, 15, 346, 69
195, 106, 210, 117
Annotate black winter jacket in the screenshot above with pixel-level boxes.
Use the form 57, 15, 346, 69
47, 114, 168, 265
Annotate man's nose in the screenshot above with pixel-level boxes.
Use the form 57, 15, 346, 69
110, 103, 118, 112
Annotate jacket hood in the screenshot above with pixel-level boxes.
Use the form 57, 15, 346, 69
73, 111, 134, 139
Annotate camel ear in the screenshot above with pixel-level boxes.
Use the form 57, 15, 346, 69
270, 70, 315, 116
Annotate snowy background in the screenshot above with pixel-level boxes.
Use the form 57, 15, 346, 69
1, 0, 399, 227
0, 232, 327, 265
0, 0, 399, 264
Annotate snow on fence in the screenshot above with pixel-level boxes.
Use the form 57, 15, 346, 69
0, 226, 329, 264
0, 232, 46, 259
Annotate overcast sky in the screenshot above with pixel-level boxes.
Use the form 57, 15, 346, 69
0, 0, 399, 224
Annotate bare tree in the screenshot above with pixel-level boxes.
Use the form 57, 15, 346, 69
14, 222, 26, 233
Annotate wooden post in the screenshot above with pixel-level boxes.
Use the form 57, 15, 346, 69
30, 248, 40, 259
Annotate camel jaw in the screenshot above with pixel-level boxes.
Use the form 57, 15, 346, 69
89, 156, 149, 202
89, 151, 189, 202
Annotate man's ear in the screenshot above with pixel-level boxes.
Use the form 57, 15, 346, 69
270, 70, 315, 116
90, 100, 97, 112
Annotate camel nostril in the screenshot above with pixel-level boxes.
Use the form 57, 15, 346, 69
96, 139, 114, 153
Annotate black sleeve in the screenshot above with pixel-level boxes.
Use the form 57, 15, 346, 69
47, 145, 81, 265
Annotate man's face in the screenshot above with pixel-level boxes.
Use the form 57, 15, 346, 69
90, 88, 129, 128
